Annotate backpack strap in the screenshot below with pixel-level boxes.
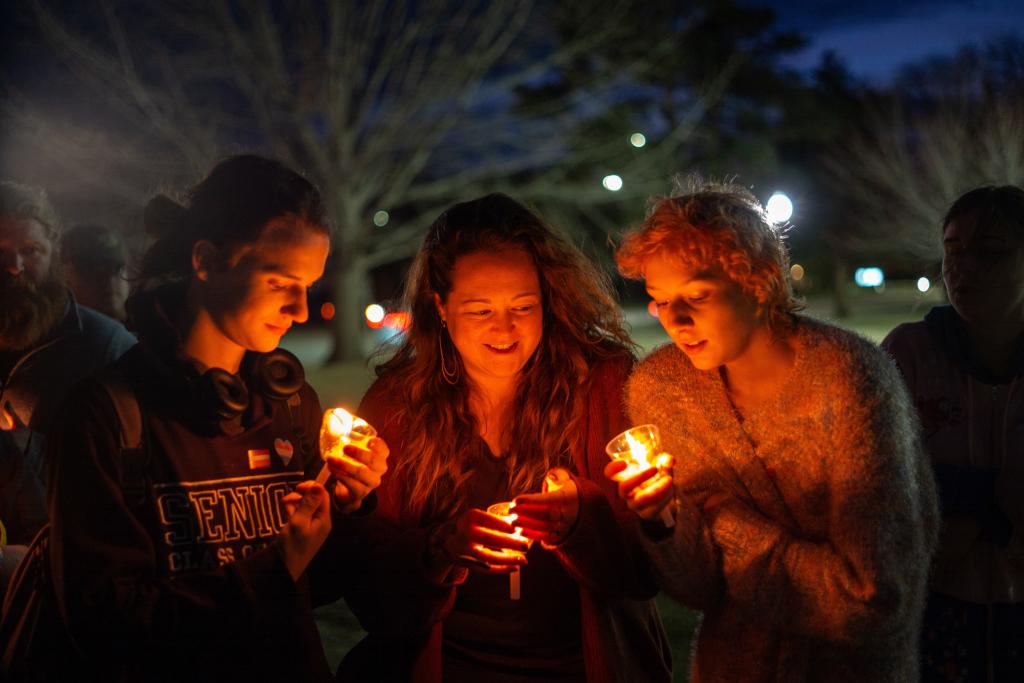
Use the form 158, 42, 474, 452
97, 372, 149, 511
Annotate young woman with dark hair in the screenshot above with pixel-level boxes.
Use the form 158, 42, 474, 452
47, 154, 388, 681
335, 193, 671, 682
883, 184, 1024, 682
609, 178, 940, 682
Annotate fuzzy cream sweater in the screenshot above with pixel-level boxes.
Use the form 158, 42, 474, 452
627, 316, 940, 682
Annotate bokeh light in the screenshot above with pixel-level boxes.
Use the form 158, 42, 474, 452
765, 192, 793, 223
602, 174, 623, 191
365, 303, 385, 328
854, 267, 885, 288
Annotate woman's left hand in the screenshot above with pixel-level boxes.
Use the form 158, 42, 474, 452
513, 467, 580, 545
325, 436, 390, 513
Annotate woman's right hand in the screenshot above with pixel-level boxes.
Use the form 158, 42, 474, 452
428, 508, 530, 575
280, 481, 332, 581
604, 458, 674, 522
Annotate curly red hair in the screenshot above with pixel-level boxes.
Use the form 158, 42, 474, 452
617, 178, 801, 331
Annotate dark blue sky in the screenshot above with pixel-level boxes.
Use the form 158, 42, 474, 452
754, 0, 1024, 80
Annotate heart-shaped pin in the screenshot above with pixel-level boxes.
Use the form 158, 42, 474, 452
274, 438, 294, 465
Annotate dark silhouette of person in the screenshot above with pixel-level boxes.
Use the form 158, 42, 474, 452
61, 223, 130, 321
0, 180, 135, 593
884, 184, 1024, 682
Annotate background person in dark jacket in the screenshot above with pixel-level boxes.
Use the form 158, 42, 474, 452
0, 180, 135, 594
48, 155, 389, 681
60, 223, 130, 322
883, 185, 1024, 683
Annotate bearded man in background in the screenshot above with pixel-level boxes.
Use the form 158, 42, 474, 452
0, 180, 135, 591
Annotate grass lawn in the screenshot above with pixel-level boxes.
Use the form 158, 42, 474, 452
299, 283, 941, 679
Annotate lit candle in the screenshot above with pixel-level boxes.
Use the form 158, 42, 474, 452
486, 501, 529, 600
605, 424, 675, 527
315, 407, 378, 485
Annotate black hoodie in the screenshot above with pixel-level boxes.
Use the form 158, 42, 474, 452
47, 283, 342, 682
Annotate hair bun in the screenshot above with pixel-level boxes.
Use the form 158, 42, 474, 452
143, 194, 188, 240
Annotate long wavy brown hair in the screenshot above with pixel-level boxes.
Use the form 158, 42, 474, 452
376, 194, 634, 520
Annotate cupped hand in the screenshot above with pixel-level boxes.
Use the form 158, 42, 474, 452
429, 508, 530, 574
513, 467, 580, 545
604, 457, 675, 522
280, 480, 332, 581
325, 436, 389, 513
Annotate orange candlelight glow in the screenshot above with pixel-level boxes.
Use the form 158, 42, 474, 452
315, 407, 377, 484
606, 424, 675, 527
486, 501, 528, 600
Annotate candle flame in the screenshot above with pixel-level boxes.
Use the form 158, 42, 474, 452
625, 431, 651, 466
327, 407, 370, 438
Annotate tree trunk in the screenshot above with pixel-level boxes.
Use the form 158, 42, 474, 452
832, 255, 850, 319
328, 255, 372, 363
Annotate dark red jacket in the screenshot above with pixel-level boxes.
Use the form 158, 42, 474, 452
336, 356, 671, 682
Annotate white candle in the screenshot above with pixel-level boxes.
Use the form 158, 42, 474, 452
487, 501, 527, 600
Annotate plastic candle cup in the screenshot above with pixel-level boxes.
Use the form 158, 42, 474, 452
315, 407, 377, 485
487, 501, 529, 600
605, 424, 675, 527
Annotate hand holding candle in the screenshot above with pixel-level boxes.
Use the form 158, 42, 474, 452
605, 425, 675, 527
512, 467, 580, 546
486, 502, 532, 600
317, 407, 389, 513
428, 508, 529, 576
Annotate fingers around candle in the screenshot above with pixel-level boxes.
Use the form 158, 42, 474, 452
632, 473, 673, 512
469, 523, 530, 554
618, 465, 660, 500
604, 458, 629, 481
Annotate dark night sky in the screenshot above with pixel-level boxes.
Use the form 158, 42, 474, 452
756, 0, 1024, 80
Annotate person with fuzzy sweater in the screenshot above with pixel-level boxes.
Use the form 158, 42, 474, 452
605, 178, 941, 682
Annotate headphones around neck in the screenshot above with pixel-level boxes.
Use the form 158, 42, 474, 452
194, 348, 305, 422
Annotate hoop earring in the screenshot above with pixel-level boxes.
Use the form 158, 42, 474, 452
439, 322, 461, 385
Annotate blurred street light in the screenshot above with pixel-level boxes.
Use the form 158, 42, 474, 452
365, 303, 385, 328
854, 267, 885, 288
602, 174, 623, 191
630, 132, 646, 148
766, 192, 793, 223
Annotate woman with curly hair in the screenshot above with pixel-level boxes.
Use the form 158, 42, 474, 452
607, 178, 940, 682
333, 193, 671, 682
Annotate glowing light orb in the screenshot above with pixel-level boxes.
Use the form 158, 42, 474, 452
630, 132, 647, 148
602, 174, 623, 192
854, 267, 885, 288
373, 210, 389, 227
320, 302, 336, 321
790, 263, 805, 282
365, 303, 385, 327
765, 192, 793, 223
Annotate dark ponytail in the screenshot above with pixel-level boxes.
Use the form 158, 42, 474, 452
138, 154, 329, 282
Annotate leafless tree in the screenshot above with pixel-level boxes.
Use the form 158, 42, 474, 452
825, 40, 1024, 266
20, 0, 735, 360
